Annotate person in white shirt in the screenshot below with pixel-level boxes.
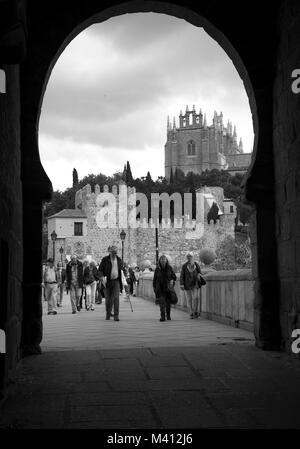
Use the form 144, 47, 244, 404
43, 258, 58, 315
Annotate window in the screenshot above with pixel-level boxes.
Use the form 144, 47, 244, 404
187, 140, 196, 156
230, 205, 234, 213
74, 222, 83, 236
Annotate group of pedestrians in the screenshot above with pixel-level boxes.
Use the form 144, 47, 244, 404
42, 245, 141, 320
153, 251, 203, 321
43, 245, 204, 322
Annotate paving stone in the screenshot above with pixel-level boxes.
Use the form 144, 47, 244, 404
69, 405, 156, 426
68, 391, 148, 407
146, 366, 198, 380
138, 355, 188, 367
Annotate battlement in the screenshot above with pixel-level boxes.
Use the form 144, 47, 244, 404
75, 183, 136, 212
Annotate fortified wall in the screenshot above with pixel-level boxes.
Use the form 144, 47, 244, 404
66, 183, 236, 269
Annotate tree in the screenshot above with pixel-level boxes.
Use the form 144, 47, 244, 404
72, 168, 78, 187
126, 161, 134, 185
207, 202, 219, 224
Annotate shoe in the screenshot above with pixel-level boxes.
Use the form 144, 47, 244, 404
194, 312, 198, 318
106, 315, 110, 320
114, 318, 120, 321
47, 311, 52, 315
53, 311, 57, 315
167, 316, 171, 320
91, 307, 95, 311
160, 318, 165, 322
72, 310, 77, 314
190, 314, 194, 319
57, 304, 60, 307
77, 306, 81, 312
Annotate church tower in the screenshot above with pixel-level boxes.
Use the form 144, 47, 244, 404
164, 106, 249, 180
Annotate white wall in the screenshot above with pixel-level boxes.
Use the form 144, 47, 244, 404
48, 217, 87, 239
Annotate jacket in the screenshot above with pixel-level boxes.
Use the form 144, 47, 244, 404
83, 266, 100, 284
66, 261, 84, 288
180, 261, 201, 290
98, 255, 123, 291
153, 264, 176, 299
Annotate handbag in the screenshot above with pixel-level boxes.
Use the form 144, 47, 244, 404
197, 273, 206, 287
167, 283, 178, 305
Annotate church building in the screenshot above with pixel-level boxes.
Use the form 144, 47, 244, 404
165, 105, 252, 179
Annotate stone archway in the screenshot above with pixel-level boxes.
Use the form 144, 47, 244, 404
20, 0, 280, 356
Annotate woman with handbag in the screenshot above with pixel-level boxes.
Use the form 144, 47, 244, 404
180, 252, 202, 319
153, 254, 176, 322
83, 260, 99, 311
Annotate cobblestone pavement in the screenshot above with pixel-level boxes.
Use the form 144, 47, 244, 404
1, 294, 300, 429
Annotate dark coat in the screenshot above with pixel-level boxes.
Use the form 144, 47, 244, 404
83, 266, 100, 284
153, 264, 176, 299
66, 261, 84, 288
98, 255, 123, 291
180, 261, 201, 290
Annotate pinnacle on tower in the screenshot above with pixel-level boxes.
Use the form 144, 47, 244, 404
233, 125, 237, 138
173, 117, 176, 129
203, 113, 207, 128
167, 115, 171, 131
239, 137, 243, 150
186, 104, 189, 112
192, 104, 195, 111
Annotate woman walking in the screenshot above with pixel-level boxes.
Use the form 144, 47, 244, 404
180, 252, 201, 319
83, 260, 99, 311
153, 255, 176, 322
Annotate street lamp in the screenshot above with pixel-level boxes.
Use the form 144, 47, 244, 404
59, 246, 64, 263
50, 230, 57, 263
120, 229, 126, 265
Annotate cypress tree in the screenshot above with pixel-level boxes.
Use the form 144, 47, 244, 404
72, 168, 79, 187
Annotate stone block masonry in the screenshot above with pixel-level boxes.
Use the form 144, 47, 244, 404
69, 183, 236, 269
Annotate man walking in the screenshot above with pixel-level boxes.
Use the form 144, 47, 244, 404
66, 255, 84, 314
43, 258, 58, 315
98, 245, 123, 321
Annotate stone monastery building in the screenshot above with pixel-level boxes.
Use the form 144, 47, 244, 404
165, 105, 252, 179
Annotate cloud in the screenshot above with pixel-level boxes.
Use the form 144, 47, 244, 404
39, 12, 254, 190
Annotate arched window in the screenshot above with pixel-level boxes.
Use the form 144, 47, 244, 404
187, 140, 196, 156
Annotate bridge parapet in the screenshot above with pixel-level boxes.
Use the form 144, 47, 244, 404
137, 269, 254, 332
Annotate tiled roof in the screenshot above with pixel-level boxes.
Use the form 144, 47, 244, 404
48, 209, 87, 219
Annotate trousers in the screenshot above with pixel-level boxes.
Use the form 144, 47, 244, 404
105, 279, 120, 318
184, 287, 199, 314
45, 283, 57, 312
159, 294, 171, 319
86, 281, 97, 309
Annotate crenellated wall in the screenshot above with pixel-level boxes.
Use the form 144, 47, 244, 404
69, 183, 237, 268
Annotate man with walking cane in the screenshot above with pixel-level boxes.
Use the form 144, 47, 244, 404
98, 245, 123, 321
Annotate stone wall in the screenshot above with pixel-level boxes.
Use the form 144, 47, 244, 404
137, 269, 254, 331
72, 183, 237, 269
273, 0, 300, 352
0, 65, 23, 399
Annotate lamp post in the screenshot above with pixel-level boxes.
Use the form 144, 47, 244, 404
155, 227, 159, 265
50, 230, 57, 263
59, 246, 64, 263
120, 229, 126, 265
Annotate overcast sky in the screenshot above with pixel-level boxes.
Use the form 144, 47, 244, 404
39, 12, 254, 191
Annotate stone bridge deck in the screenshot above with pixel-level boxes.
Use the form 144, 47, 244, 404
41, 294, 254, 351
1, 294, 300, 429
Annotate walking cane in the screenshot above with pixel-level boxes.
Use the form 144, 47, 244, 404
128, 295, 133, 312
